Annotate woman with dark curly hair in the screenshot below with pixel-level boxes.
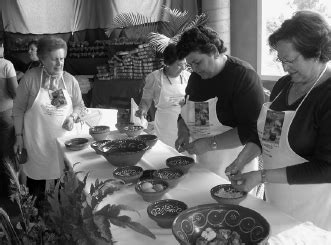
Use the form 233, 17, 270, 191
227, 10, 331, 230
175, 26, 264, 180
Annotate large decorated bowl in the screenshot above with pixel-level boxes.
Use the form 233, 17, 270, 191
98, 139, 148, 167
172, 203, 270, 245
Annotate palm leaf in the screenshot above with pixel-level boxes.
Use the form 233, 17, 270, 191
147, 32, 171, 53
0, 208, 21, 244
160, 6, 191, 36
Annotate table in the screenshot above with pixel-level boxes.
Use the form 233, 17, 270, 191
56, 109, 331, 244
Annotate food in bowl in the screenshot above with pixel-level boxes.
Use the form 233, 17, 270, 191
89, 125, 110, 141
90, 140, 111, 154
147, 199, 188, 228
166, 156, 195, 173
136, 134, 158, 149
195, 227, 241, 245
112, 166, 143, 183
135, 179, 169, 202
64, 138, 89, 151
210, 184, 247, 205
123, 125, 144, 137
153, 168, 184, 188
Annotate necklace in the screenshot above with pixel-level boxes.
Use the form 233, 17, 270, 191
163, 68, 183, 85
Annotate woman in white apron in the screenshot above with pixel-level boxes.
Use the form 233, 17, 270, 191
228, 11, 331, 230
175, 26, 264, 180
135, 44, 190, 148
13, 36, 85, 204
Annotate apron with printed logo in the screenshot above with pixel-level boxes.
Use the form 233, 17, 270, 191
154, 69, 186, 148
23, 70, 73, 180
181, 97, 258, 179
257, 66, 331, 230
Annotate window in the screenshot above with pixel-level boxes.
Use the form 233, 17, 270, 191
258, 0, 331, 80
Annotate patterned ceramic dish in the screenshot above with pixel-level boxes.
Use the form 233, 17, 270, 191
210, 184, 247, 205
64, 138, 89, 151
136, 134, 158, 149
122, 125, 144, 137
89, 125, 110, 141
98, 139, 148, 167
172, 203, 270, 245
135, 179, 169, 202
166, 156, 195, 174
112, 166, 143, 183
153, 168, 184, 188
147, 199, 188, 228
90, 140, 112, 154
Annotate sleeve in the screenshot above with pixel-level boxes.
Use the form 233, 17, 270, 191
12, 75, 31, 118
4, 60, 16, 78
67, 74, 85, 114
233, 68, 264, 146
286, 87, 331, 184
141, 71, 159, 103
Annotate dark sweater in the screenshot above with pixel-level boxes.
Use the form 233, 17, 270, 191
185, 56, 264, 146
270, 75, 331, 184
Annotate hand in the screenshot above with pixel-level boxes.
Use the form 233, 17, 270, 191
175, 118, 190, 152
185, 137, 210, 155
225, 157, 246, 177
62, 116, 74, 131
135, 109, 147, 119
14, 136, 24, 154
230, 171, 261, 193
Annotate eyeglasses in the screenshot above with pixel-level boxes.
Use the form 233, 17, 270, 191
276, 54, 300, 65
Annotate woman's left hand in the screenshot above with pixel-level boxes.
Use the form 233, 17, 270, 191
229, 171, 261, 193
62, 116, 74, 131
185, 138, 210, 155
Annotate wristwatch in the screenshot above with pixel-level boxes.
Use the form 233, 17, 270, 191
260, 169, 267, 183
211, 136, 217, 150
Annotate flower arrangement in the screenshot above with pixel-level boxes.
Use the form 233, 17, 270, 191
0, 160, 155, 244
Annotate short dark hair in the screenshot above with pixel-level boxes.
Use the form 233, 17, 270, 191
176, 26, 227, 60
269, 10, 331, 62
163, 43, 180, 65
37, 36, 67, 60
27, 40, 38, 48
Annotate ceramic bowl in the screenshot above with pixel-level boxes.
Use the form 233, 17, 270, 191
115, 123, 134, 134
122, 125, 144, 137
210, 184, 247, 205
98, 139, 148, 167
136, 134, 158, 149
90, 140, 112, 154
89, 125, 110, 141
112, 166, 143, 183
153, 168, 184, 188
172, 203, 270, 245
135, 179, 169, 202
64, 138, 89, 151
166, 156, 195, 174
147, 199, 188, 228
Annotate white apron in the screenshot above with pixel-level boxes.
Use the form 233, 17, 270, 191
257, 66, 331, 230
23, 71, 73, 180
181, 97, 258, 179
154, 69, 186, 148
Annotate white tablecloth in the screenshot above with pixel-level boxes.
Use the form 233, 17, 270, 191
56, 108, 331, 245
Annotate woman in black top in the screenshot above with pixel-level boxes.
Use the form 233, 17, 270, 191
227, 11, 331, 230
175, 26, 264, 179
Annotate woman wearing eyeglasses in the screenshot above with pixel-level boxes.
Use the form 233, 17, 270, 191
175, 26, 264, 180
135, 43, 190, 148
227, 10, 331, 230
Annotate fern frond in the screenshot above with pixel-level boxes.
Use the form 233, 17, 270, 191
147, 32, 171, 53
179, 13, 209, 33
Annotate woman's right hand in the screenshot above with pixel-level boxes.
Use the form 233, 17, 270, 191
14, 136, 24, 154
135, 108, 147, 119
175, 118, 190, 152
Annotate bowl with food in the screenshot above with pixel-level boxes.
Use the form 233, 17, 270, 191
147, 199, 188, 228
136, 134, 158, 149
122, 125, 144, 137
99, 139, 148, 167
172, 203, 270, 245
153, 168, 184, 188
64, 138, 89, 151
90, 140, 112, 154
166, 156, 195, 174
210, 184, 247, 205
89, 125, 110, 141
112, 166, 143, 184
135, 179, 169, 202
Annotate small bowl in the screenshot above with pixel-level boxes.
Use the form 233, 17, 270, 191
135, 179, 169, 202
153, 168, 184, 188
210, 184, 247, 205
65, 138, 89, 151
166, 156, 195, 174
147, 199, 188, 228
113, 166, 143, 183
115, 123, 134, 134
99, 139, 148, 167
172, 203, 270, 245
136, 134, 158, 149
89, 125, 110, 141
122, 125, 144, 137
90, 140, 112, 154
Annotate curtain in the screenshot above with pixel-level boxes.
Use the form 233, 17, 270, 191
0, 0, 197, 34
